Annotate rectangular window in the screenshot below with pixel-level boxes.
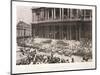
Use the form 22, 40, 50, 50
85, 10, 92, 18
49, 8, 52, 18
64, 8, 68, 18
55, 8, 60, 19
72, 9, 77, 18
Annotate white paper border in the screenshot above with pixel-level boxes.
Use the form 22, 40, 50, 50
12, 1, 96, 74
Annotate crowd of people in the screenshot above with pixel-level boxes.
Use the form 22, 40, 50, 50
16, 48, 75, 65
16, 38, 92, 65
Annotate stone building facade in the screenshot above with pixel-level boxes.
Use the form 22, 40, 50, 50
17, 21, 32, 39
31, 7, 92, 40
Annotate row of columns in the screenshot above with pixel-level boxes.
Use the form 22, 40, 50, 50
32, 23, 81, 40
32, 8, 92, 22
48, 8, 67, 20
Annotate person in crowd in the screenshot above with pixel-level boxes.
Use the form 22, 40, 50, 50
71, 58, 74, 63
66, 59, 69, 63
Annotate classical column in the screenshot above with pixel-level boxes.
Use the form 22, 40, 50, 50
43, 9, 45, 20
33, 12, 37, 23
79, 24, 81, 41
40, 10, 43, 21
52, 8, 54, 19
47, 9, 49, 20
62, 25, 64, 39
76, 9, 79, 18
67, 8, 69, 18
60, 8, 62, 19
54, 8, 56, 19
75, 25, 78, 40
45, 9, 48, 20
41, 9, 44, 20
70, 24, 72, 40
54, 24, 56, 39
67, 25, 69, 40
67, 26, 69, 40
62, 8, 64, 20
32, 12, 34, 22
59, 25, 61, 39
68, 9, 70, 19
83, 10, 86, 20
70, 9, 73, 19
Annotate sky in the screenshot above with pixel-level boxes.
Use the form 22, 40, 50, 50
17, 6, 32, 24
